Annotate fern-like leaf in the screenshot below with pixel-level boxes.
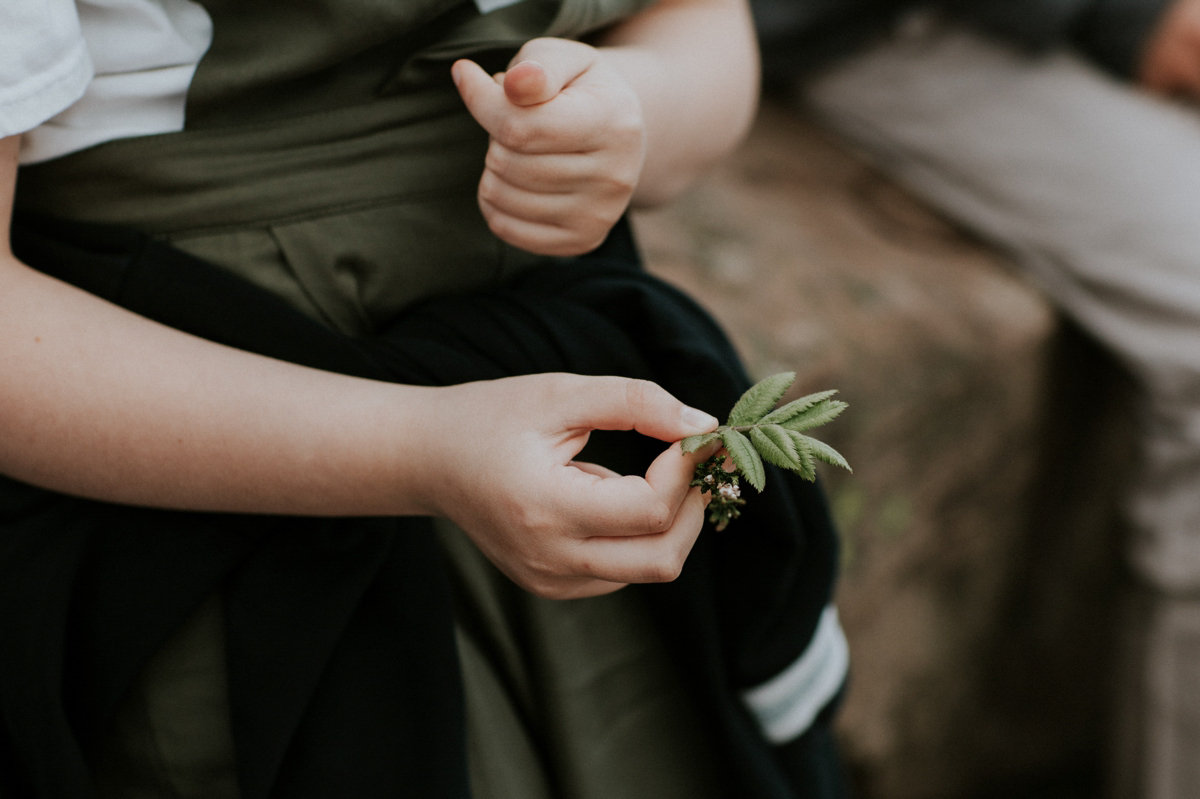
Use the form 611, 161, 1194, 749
721, 429, 765, 491
799, 435, 852, 473
727, 372, 795, 427
750, 425, 800, 470
779, 399, 847, 432
787, 431, 818, 481
759, 390, 840, 426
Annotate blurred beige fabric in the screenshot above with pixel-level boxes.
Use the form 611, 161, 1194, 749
803, 18, 1200, 799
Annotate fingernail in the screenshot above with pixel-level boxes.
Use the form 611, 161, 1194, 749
451, 63, 461, 87
682, 406, 718, 432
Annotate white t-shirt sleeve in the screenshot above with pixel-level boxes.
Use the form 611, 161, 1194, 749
0, 0, 95, 140
23, 0, 213, 164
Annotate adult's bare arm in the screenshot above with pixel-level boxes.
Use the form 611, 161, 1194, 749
0, 139, 425, 515
0, 135, 717, 596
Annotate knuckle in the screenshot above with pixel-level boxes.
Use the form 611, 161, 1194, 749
624, 378, 659, 417
660, 546, 689, 583
646, 559, 682, 584
497, 117, 535, 151
484, 143, 513, 176
603, 171, 638, 199
477, 172, 503, 205
577, 231, 608, 254
482, 208, 522, 246
643, 501, 672, 533
531, 230, 588, 257
576, 204, 618, 234
512, 501, 555, 541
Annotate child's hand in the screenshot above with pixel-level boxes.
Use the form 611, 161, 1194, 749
452, 38, 647, 256
416, 373, 718, 599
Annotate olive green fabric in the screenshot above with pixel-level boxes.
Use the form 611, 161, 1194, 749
16, 0, 656, 331
167, 196, 541, 336
91, 521, 721, 799
15, 0, 657, 237
17, 89, 490, 237
439, 520, 721, 799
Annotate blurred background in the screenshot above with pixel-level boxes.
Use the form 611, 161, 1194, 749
632, 100, 1137, 799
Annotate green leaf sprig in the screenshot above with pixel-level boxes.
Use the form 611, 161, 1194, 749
682, 372, 851, 530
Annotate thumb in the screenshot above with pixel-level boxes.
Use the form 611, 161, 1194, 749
451, 58, 510, 133
503, 38, 598, 106
503, 60, 557, 106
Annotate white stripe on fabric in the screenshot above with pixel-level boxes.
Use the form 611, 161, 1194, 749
474, 0, 525, 14
740, 605, 849, 744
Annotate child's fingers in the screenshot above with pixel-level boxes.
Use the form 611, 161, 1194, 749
477, 199, 597, 255
479, 169, 578, 222
504, 38, 598, 106
484, 143, 634, 193
479, 170, 631, 241
455, 51, 631, 153
454, 58, 585, 151
452, 58, 510, 133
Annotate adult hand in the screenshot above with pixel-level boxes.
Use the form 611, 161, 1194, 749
1139, 0, 1200, 97
452, 38, 647, 256
416, 373, 719, 599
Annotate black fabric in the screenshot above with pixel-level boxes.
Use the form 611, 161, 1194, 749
3, 213, 841, 799
754, 0, 907, 87
755, 0, 1172, 81
773, 688, 851, 799
943, 0, 1174, 75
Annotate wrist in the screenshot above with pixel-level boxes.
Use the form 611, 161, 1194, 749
348, 382, 449, 518
593, 45, 672, 205
389, 381, 487, 521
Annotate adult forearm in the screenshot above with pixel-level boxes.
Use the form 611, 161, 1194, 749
0, 122, 723, 595
0, 134, 440, 515
597, 0, 760, 206
0, 251, 438, 515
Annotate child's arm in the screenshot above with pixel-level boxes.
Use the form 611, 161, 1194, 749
0, 135, 716, 598
453, 0, 759, 256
